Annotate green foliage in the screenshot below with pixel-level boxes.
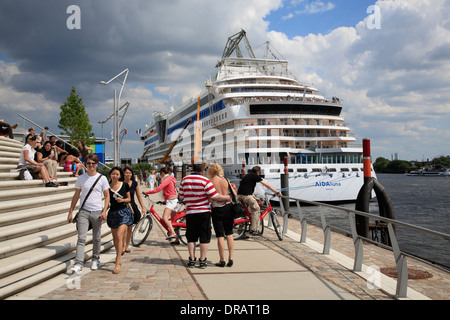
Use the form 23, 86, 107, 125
58, 87, 94, 146
431, 155, 450, 170
374, 155, 450, 173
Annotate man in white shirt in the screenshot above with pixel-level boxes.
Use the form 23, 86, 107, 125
67, 154, 110, 273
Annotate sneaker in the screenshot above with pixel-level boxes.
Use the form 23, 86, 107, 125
199, 258, 207, 269
91, 259, 100, 270
187, 257, 196, 268
69, 264, 82, 274
45, 182, 58, 188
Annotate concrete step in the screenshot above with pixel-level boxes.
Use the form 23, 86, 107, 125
0, 191, 74, 214
0, 137, 23, 148
0, 157, 19, 165
0, 164, 17, 172
0, 223, 78, 259
0, 184, 76, 201
0, 232, 113, 299
0, 176, 77, 191
0, 226, 112, 279
0, 201, 74, 227
0, 145, 21, 154
0, 213, 69, 241
0, 151, 20, 159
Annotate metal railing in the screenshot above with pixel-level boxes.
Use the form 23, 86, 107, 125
269, 193, 450, 299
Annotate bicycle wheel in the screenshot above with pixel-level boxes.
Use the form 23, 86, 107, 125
132, 216, 153, 247
270, 210, 283, 241
233, 220, 248, 240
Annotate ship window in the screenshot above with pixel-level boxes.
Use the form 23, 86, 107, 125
270, 169, 280, 173
312, 168, 322, 172
340, 168, 350, 172
352, 168, 359, 171
249, 104, 342, 116
297, 168, 307, 172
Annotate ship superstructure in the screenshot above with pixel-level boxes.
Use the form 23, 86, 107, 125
141, 30, 373, 202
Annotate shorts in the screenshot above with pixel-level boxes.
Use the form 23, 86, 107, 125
186, 212, 211, 244
211, 204, 234, 237
107, 207, 134, 229
165, 198, 179, 211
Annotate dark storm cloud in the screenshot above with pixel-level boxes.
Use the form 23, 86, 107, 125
0, 0, 228, 104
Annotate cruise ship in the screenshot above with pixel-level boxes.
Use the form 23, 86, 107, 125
141, 30, 375, 202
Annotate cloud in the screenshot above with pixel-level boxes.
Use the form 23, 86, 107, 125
0, 0, 282, 159
298, 1, 335, 15
268, 0, 450, 160
1, 0, 449, 162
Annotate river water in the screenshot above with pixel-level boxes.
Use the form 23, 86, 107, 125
283, 173, 450, 268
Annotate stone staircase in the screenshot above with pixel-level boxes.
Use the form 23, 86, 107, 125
0, 136, 113, 299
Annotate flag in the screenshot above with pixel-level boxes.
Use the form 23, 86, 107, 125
136, 128, 142, 134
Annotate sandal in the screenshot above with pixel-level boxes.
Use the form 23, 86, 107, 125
227, 259, 234, 267
113, 264, 121, 274
166, 235, 178, 240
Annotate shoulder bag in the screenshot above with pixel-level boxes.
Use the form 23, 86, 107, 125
73, 174, 103, 230
227, 179, 245, 218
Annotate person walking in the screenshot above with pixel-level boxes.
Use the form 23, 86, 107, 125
178, 163, 230, 269
144, 167, 179, 243
208, 163, 235, 267
107, 166, 134, 274
237, 166, 281, 236
67, 154, 110, 274
123, 166, 146, 253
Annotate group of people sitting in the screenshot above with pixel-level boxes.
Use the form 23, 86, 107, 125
14, 125, 93, 187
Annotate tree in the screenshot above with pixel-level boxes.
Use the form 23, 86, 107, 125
58, 87, 94, 147
373, 157, 390, 173
431, 155, 450, 170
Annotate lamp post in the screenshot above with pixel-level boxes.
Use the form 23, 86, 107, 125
99, 69, 129, 167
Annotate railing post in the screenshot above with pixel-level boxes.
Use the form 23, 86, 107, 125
278, 195, 289, 234
320, 206, 331, 254
387, 223, 408, 298
348, 212, 363, 271
296, 200, 307, 243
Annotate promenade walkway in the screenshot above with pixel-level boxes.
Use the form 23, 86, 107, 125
7, 188, 449, 303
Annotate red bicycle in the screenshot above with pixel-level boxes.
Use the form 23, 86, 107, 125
131, 193, 189, 246
233, 195, 283, 241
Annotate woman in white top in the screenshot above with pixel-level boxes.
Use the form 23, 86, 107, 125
18, 134, 57, 187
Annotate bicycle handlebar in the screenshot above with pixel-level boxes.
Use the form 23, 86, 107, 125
141, 192, 186, 205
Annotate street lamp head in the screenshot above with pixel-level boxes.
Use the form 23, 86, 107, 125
99, 81, 108, 85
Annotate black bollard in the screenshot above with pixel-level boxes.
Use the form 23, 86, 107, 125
280, 157, 290, 213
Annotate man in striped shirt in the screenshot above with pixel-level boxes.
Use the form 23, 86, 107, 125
179, 163, 231, 268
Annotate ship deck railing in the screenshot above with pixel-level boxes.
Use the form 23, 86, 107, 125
267, 193, 450, 299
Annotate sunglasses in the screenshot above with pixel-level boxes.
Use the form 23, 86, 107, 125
86, 162, 97, 165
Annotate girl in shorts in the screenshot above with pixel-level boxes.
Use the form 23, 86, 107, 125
107, 167, 134, 274
144, 167, 179, 243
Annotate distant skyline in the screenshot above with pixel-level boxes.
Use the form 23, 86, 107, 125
0, 0, 449, 162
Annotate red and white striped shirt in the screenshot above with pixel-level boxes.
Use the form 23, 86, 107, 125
179, 173, 218, 214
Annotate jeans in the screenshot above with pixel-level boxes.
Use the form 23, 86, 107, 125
75, 209, 103, 266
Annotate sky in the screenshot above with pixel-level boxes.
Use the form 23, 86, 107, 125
0, 0, 449, 163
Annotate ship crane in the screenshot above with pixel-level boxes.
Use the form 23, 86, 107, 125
216, 29, 256, 67
141, 118, 192, 164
